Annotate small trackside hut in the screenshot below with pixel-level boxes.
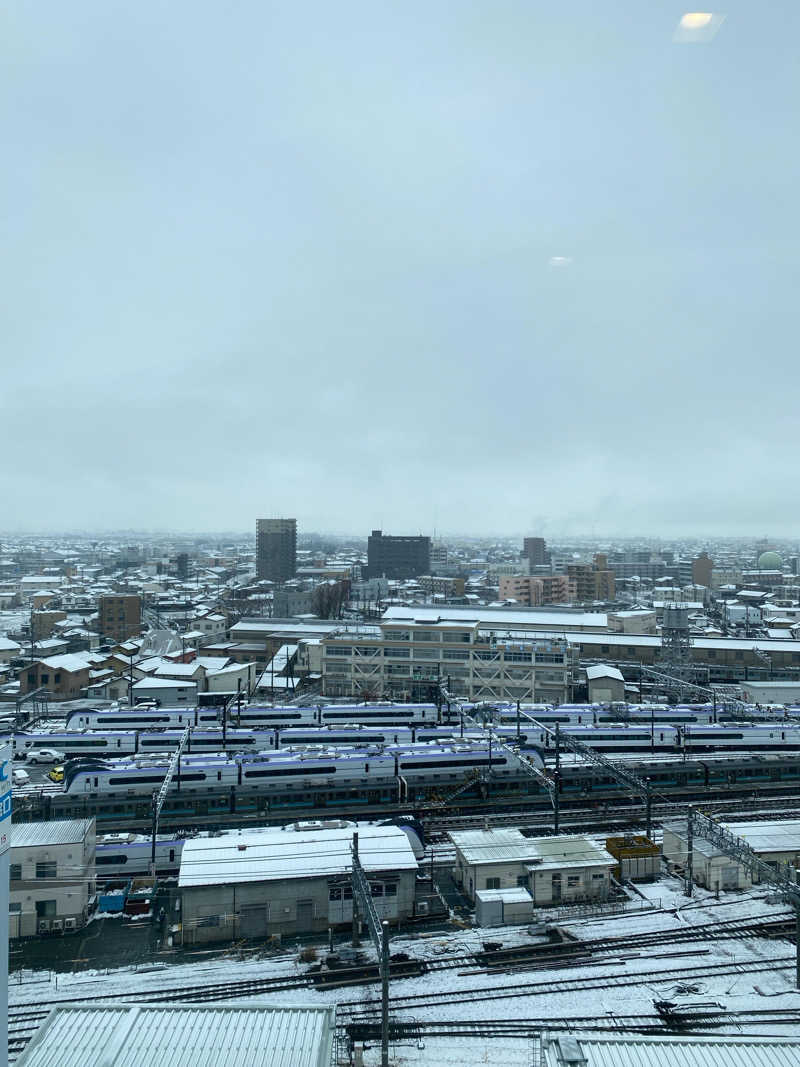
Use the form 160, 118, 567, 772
450, 828, 616, 907
178, 821, 418, 944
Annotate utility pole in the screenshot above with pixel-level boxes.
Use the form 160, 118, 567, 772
685, 806, 694, 897
350, 831, 391, 1067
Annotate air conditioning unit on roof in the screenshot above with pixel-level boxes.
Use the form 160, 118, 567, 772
38, 920, 50, 934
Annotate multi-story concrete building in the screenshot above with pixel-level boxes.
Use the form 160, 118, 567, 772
256, 518, 297, 582
367, 530, 430, 580
98, 595, 141, 642
319, 612, 576, 703
567, 555, 616, 603
417, 575, 465, 598
691, 552, 713, 587
9, 819, 96, 937
522, 537, 547, 567
499, 575, 574, 606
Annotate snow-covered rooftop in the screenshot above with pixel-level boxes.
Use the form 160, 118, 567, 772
449, 829, 614, 871
15, 1003, 336, 1067
178, 823, 417, 888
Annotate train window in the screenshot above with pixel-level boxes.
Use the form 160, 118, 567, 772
97, 854, 127, 865
94, 778, 98, 787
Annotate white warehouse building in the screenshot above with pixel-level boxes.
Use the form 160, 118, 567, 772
178, 821, 419, 944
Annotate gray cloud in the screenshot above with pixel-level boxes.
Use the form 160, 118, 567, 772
3, 1, 799, 536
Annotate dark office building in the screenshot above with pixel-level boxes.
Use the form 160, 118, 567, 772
256, 518, 297, 581
523, 537, 547, 567
367, 530, 430, 580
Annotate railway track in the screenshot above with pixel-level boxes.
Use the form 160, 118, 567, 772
346, 1007, 800, 1041
339, 955, 799, 1017
9, 912, 792, 1026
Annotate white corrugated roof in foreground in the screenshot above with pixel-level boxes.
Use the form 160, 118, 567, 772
542, 1034, 800, 1067
179, 822, 417, 888
16, 1004, 335, 1067
449, 829, 614, 871
11, 820, 93, 849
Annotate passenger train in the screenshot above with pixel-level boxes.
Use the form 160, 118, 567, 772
65, 702, 447, 732
17, 716, 800, 765
61, 740, 525, 801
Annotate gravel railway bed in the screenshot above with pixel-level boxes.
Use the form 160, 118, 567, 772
339, 956, 798, 1016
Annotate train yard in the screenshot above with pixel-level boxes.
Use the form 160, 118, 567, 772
10, 698, 800, 1063
8, 885, 800, 1060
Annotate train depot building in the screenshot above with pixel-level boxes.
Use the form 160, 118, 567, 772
663, 818, 800, 892
178, 821, 419, 944
450, 829, 616, 906
9, 819, 95, 938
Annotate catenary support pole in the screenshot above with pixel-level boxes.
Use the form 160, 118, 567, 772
645, 779, 652, 841
796, 907, 800, 990
381, 920, 390, 1067
685, 807, 694, 897
351, 832, 360, 947
0, 743, 12, 1067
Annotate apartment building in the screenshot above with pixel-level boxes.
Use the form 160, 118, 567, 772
417, 575, 465, 598
567, 555, 616, 603
367, 530, 430, 580
319, 615, 575, 704
256, 518, 297, 582
498, 575, 574, 606
522, 537, 547, 567
98, 595, 142, 642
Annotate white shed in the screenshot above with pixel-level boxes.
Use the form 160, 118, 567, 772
475, 887, 533, 927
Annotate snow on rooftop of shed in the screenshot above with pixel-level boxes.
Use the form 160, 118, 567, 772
722, 818, 800, 854
178, 823, 417, 888
15, 1003, 336, 1067
585, 664, 625, 681
448, 829, 614, 870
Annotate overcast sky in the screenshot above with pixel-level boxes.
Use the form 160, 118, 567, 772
3, 2, 798, 537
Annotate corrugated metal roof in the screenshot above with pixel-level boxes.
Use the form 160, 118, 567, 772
10, 820, 93, 849
665, 817, 800, 857
178, 823, 417, 888
723, 818, 800, 854
449, 829, 614, 870
542, 1034, 800, 1067
17, 1004, 335, 1067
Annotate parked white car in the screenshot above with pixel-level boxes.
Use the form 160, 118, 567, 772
12, 768, 30, 786
26, 748, 65, 764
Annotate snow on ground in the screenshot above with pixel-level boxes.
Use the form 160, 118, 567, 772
11, 876, 800, 1067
